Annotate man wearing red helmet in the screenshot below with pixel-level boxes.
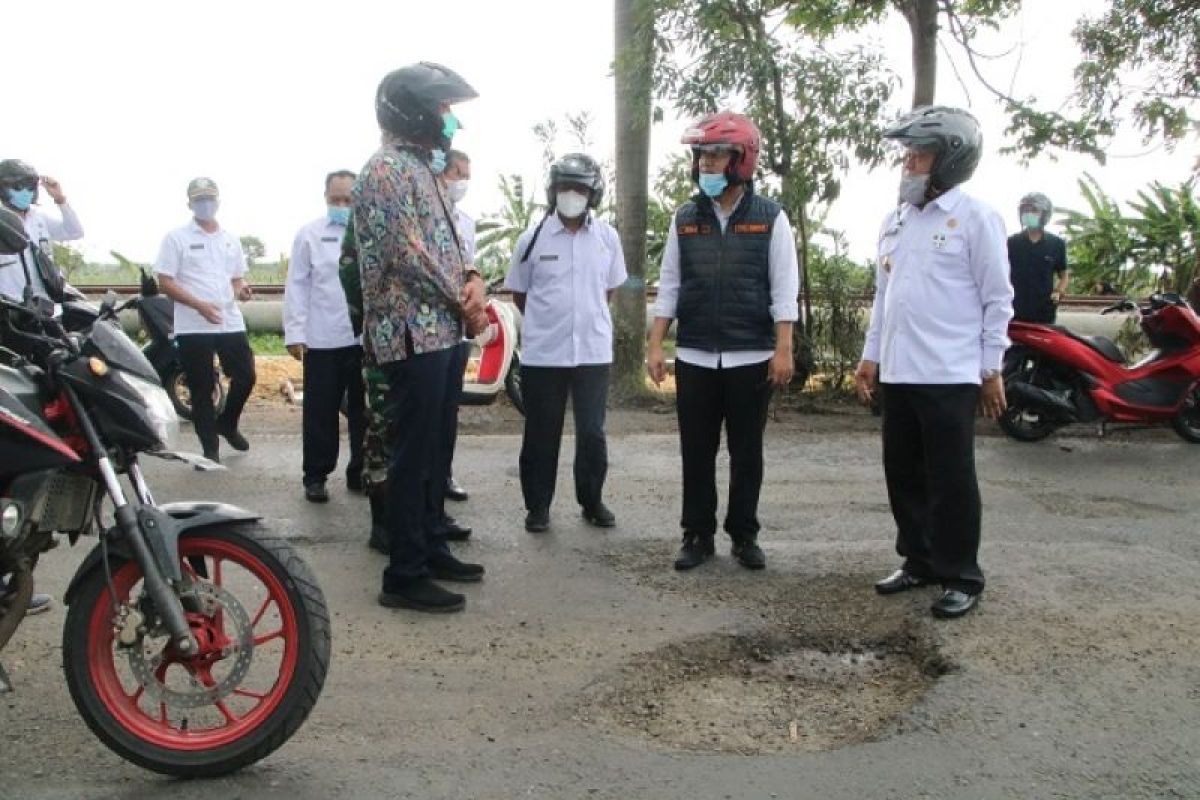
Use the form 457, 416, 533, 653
647, 112, 800, 572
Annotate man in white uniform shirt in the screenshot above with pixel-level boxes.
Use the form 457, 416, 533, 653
440, 149, 473, 508
854, 106, 1013, 620
284, 171, 365, 503
155, 178, 257, 463
505, 153, 627, 534
0, 159, 83, 304
647, 112, 799, 573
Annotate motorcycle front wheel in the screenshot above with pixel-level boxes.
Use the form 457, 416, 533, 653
164, 365, 228, 422
63, 525, 330, 777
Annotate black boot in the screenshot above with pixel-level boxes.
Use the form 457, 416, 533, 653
673, 533, 715, 571
731, 538, 766, 570
367, 491, 389, 554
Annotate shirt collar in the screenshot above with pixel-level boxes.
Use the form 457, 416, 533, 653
930, 186, 964, 213
547, 211, 592, 235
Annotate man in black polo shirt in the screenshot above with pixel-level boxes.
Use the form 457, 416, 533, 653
1007, 192, 1069, 323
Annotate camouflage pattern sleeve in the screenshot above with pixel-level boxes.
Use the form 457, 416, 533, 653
338, 216, 364, 338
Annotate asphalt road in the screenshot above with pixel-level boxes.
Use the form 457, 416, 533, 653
2, 405, 1199, 799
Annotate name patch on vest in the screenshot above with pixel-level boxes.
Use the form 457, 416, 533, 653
538, 254, 559, 262
189, 244, 205, 250
678, 224, 713, 236
733, 223, 769, 234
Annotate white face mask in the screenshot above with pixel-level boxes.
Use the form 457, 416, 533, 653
898, 172, 929, 206
556, 190, 589, 219
447, 179, 469, 204
190, 198, 219, 222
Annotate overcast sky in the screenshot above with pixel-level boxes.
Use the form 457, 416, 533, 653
7, 0, 1196, 267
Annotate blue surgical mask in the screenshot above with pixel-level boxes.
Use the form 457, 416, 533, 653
1021, 212, 1042, 230
442, 112, 460, 140
6, 187, 34, 211
698, 172, 728, 198
430, 148, 448, 174
327, 205, 350, 226
190, 198, 219, 222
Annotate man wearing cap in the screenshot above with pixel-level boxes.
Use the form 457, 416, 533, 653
154, 178, 257, 463
356, 63, 489, 613
284, 170, 366, 502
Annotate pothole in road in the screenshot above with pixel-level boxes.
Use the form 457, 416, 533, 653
581, 628, 948, 754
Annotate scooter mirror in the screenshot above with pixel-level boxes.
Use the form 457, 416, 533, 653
0, 207, 29, 256
100, 290, 120, 314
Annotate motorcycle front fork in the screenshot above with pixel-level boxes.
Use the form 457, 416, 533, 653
64, 386, 198, 657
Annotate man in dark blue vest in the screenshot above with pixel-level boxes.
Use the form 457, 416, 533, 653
647, 112, 800, 572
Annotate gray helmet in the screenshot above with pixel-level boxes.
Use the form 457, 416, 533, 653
883, 106, 983, 192
0, 159, 39, 207
375, 62, 477, 148
1019, 192, 1053, 227
547, 153, 605, 209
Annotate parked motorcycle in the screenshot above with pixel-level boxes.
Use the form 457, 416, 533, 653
461, 292, 523, 415
1001, 292, 1200, 442
0, 211, 329, 777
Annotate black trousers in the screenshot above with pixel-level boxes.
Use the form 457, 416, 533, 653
519, 364, 610, 513
436, 341, 469, 519
675, 359, 772, 542
302, 345, 366, 486
176, 332, 256, 455
881, 382, 985, 594
382, 346, 456, 588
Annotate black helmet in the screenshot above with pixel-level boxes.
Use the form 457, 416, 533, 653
547, 153, 605, 209
0, 159, 39, 207
883, 106, 982, 192
1019, 192, 1054, 227
375, 62, 477, 149
0, 206, 29, 255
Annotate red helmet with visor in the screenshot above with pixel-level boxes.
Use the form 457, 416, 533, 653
681, 112, 762, 183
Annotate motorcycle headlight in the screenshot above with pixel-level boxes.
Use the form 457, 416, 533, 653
116, 372, 180, 450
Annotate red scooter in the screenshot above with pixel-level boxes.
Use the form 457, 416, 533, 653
1001, 292, 1200, 442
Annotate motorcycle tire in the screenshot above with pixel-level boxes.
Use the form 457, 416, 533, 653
1171, 384, 1200, 443
62, 524, 331, 777
505, 353, 525, 417
164, 366, 228, 423
998, 401, 1059, 442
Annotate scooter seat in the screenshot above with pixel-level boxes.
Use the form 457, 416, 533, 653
1078, 335, 1126, 363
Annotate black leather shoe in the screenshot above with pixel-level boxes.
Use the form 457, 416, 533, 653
525, 509, 550, 533
429, 553, 485, 583
446, 476, 468, 502
304, 481, 329, 503
673, 533, 715, 571
874, 569, 934, 595
216, 420, 249, 451
931, 589, 980, 619
438, 516, 472, 541
379, 579, 465, 613
731, 540, 766, 570
582, 503, 616, 528
201, 449, 220, 465
367, 492, 388, 552
346, 471, 364, 494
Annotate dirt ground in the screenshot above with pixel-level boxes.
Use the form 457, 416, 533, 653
2, 397, 1199, 799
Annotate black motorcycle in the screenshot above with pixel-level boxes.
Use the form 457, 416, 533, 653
0, 209, 330, 777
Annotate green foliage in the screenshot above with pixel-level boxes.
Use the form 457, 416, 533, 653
50, 242, 86, 282
805, 238, 874, 393
240, 235, 266, 266
1059, 174, 1199, 297
475, 174, 544, 285
247, 332, 287, 356
646, 153, 695, 281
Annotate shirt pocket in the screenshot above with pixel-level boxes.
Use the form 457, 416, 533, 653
876, 235, 901, 275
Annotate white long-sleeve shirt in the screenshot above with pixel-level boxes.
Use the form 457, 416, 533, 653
0, 202, 84, 301
862, 187, 1014, 385
283, 216, 357, 350
653, 195, 800, 369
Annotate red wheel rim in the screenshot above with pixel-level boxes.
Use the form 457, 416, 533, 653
86, 536, 301, 751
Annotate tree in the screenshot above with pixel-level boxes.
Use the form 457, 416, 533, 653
1129, 179, 1199, 295
654, 0, 897, 375
1059, 175, 1143, 294
612, 0, 656, 400
239, 235, 266, 267
50, 242, 87, 283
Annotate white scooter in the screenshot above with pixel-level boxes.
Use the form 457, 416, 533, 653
462, 296, 523, 415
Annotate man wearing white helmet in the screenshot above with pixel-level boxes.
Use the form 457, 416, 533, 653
854, 106, 1014, 620
1008, 192, 1069, 323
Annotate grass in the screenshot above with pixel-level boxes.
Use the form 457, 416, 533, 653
69, 263, 288, 286
248, 332, 288, 356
